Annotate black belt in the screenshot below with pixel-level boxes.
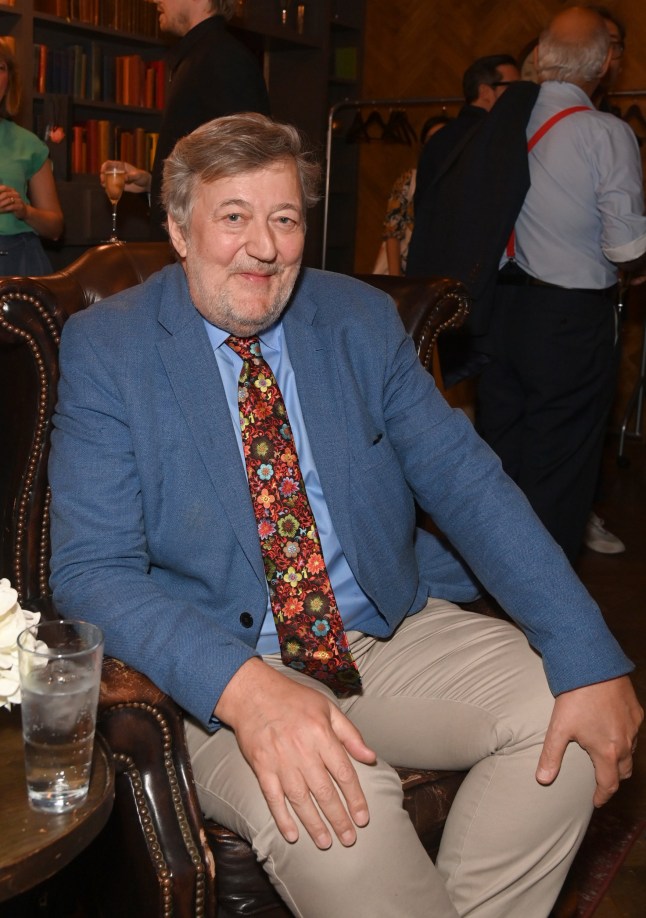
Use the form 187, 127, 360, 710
497, 266, 616, 298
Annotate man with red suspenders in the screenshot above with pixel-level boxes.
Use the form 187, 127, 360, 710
476, 5, 646, 566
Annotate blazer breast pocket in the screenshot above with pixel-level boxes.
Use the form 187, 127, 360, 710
354, 431, 398, 473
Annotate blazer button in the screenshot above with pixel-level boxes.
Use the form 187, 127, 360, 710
240, 612, 254, 628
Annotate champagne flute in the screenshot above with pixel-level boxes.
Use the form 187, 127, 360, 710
102, 162, 126, 243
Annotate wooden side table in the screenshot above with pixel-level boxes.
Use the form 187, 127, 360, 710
0, 707, 115, 903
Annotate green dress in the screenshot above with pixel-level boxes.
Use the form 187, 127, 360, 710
0, 118, 53, 275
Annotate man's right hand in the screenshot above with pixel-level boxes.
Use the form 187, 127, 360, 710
215, 657, 377, 849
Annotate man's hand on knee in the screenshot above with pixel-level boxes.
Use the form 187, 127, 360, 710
215, 658, 377, 848
536, 675, 643, 806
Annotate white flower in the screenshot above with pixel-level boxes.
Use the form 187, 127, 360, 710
0, 578, 41, 710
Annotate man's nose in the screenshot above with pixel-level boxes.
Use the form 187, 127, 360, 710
245, 221, 278, 261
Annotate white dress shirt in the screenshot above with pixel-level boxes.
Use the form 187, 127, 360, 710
502, 81, 646, 288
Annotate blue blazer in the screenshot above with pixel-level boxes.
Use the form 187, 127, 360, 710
49, 265, 631, 726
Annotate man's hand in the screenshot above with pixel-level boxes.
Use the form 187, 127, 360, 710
99, 160, 152, 194
536, 675, 643, 806
215, 658, 377, 849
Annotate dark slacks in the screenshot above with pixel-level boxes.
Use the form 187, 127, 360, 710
476, 282, 619, 563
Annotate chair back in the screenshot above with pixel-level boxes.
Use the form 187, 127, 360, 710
0, 243, 176, 603
0, 247, 469, 605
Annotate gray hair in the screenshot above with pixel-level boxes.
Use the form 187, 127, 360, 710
536, 16, 610, 83
162, 113, 321, 237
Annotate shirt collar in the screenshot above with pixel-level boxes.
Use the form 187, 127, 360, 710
539, 81, 593, 107
203, 316, 283, 358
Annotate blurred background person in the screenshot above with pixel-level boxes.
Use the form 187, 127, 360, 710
411, 53, 520, 219
373, 114, 451, 276
101, 0, 270, 238
476, 6, 646, 565
406, 54, 525, 390
0, 38, 63, 276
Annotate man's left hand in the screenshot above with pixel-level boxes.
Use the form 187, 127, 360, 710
536, 675, 643, 806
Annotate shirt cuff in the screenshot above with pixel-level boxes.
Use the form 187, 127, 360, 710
604, 231, 646, 264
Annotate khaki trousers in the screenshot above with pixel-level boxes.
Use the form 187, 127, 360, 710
185, 601, 595, 917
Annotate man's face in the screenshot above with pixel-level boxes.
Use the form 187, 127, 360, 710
168, 159, 306, 337
476, 63, 520, 111
153, 0, 193, 37
491, 63, 521, 102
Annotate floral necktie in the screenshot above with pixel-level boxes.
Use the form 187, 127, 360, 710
227, 335, 361, 696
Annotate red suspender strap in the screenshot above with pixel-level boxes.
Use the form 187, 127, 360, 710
505, 105, 591, 259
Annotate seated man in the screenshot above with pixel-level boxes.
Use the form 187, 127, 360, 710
49, 112, 642, 917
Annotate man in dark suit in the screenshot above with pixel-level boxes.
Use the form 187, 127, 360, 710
407, 55, 526, 387
104, 0, 270, 237
411, 53, 520, 218
52, 113, 641, 917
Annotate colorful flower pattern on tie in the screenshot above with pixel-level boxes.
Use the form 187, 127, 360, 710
227, 336, 361, 696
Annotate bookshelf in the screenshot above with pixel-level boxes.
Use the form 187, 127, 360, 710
0, 1, 366, 268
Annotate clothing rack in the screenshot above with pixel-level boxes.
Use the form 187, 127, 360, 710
322, 96, 461, 268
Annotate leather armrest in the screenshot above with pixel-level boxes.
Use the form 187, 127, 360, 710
98, 656, 217, 916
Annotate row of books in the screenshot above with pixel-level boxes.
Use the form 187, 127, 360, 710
35, 0, 160, 38
33, 43, 166, 110
70, 119, 159, 175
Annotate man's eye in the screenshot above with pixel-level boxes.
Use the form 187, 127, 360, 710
226, 213, 241, 223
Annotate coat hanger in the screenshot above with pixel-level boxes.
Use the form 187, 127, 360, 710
363, 109, 389, 140
380, 109, 408, 144
387, 108, 418, 144
345, 109, 371, 143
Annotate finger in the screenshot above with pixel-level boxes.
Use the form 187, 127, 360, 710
285, 775, 340, 849
591, 761, 621, 807
588, 742, 633, 806
270, 744, 363, 848
325, 745, 370, 832
302, 766, 359, 846
536, 726, 569, 786
607, 748, 633, 785
261, 765, 340, 850
258, 772, 302, 845
328, 709, 374, 828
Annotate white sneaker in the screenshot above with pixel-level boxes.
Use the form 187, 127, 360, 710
584, 512, 626, 554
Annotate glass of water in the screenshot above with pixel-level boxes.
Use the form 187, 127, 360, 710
17, 620, 104, 813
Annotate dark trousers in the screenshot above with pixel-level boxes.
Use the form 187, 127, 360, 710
476, 282, 619, 564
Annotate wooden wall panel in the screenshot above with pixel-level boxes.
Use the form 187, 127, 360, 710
353, 0, 646, 425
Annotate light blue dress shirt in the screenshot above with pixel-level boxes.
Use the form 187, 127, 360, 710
501, 81, 646, 288
204, 318, 384, 654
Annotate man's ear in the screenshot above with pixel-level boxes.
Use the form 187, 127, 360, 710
477, 83, 496, 112
167, 213, 188, 259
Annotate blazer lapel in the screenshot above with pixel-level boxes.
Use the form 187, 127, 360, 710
155, 268, 266, 586
283, 291, 358, 572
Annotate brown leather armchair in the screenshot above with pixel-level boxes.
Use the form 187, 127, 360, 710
0, 244, 471, 917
